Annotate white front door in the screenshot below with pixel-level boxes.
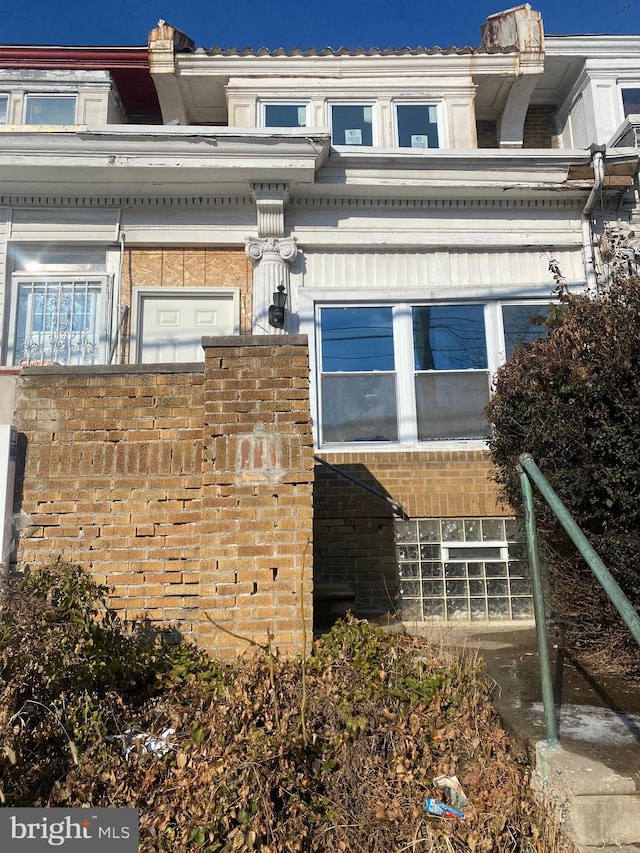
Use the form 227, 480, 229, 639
135, 289, 238, 363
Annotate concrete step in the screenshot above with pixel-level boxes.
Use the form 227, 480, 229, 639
535, 744, 640, 848
579, 847, 640, 853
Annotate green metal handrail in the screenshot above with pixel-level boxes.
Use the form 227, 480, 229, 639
518, 453, 640, 745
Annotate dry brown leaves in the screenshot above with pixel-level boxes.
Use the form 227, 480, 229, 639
48, 619, 577, 853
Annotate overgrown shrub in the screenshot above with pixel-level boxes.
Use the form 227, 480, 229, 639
0, 560, 220, 805
0, 563, 575, 851
53, 617, 572, 852
487, 276, 640, 674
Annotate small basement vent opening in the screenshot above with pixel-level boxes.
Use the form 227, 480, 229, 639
395, 517, 532, 622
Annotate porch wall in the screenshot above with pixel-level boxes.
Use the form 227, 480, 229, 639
12, 335, 313, 659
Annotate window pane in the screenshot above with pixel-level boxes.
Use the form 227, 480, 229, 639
413, 305, 487, 370
502, 304, 548, 360
397, 104, 439, 149
331, 104, 373, 146
415, 371, 491, 439
622, 88, 640, 116
321, 307, 394, 372
447, 546, 503, 560
264, 104, 306, 127
321, 374, 397, 442
25, 96, 76, 125
0, 96, 7, 124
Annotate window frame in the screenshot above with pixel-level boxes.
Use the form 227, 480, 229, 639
328, 101, 378, 148
619, 85, 640, 119
306, 293, 551, 451
8, 272, 110, 366
0, 94, 8, 124
393, 100, 444, 150
23, 93, 77, 125
259, 100, 311, 128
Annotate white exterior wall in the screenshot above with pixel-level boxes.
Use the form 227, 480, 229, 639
226, 75, 477, 149
0, 207, 8, 357
293, 247, 583, 295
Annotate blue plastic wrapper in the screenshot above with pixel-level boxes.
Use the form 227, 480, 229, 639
425, 798, 465, 820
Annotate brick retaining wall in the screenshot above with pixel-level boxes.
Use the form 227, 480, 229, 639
13, 336, 313, 658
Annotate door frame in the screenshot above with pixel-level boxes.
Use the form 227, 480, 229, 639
130, 286, 240, 364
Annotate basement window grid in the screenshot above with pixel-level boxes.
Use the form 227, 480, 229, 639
395, 517, 532, 622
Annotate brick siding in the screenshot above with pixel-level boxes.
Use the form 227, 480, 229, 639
12, 336, 312, 659
313, 450, 509, 615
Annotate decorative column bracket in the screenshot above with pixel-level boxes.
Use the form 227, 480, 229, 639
250, 183, 290, 238
245, 236, 297, 334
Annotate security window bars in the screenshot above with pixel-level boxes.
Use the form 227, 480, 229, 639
13, 279, 105, 365
396, 517, 533, 622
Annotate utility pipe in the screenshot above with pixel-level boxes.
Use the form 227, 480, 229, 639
581, 144, 606, 291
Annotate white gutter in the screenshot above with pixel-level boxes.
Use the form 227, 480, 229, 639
582, 144, 606, 291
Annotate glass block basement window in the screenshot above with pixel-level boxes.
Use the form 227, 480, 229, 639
396, 518, 533, 621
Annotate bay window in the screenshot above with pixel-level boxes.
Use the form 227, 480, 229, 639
317, 300, 548, 447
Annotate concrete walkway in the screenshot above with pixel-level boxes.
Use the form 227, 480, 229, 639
404, 621, 640, 852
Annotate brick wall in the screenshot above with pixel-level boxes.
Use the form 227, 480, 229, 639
13, 336, 313, 659
313, 450, 509, 615
477, 108, 559, 149
523, 105, 558, 149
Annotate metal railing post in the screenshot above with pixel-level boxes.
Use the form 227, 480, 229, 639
520, 464, 559, 745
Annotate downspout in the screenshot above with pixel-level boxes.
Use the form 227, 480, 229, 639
582, 143, 606, 291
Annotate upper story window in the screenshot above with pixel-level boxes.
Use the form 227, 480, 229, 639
263, 103, 308, 127
24, 95, 76, 125
330, 103, 374, 146
0, 95, 7, 124
316, 300, 548, 447
621, 88, 640, 117
396, 103, 440, 149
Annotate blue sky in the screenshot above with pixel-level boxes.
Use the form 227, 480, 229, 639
3, 0, 639, 48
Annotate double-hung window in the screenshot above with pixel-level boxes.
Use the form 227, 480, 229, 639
263, 102, 309, 128
395, 103, 440, 149
316, 300, 548, 447
330, 103, 374, 146
413, 305, 489, 440
0, 95, 7, 124
24, 95, 76, 125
